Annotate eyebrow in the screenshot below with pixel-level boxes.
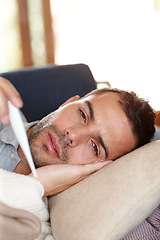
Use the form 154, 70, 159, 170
86, 100, 94, 121
85, 100, 109, 159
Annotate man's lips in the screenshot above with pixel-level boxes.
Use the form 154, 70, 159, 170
46, 133, 60, 158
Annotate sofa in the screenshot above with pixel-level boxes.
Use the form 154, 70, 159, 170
1, 63, 160, 240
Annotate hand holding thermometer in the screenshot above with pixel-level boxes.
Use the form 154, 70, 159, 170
8, 101, 38, 178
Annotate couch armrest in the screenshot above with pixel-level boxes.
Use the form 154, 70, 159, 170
49, 141, 160, 240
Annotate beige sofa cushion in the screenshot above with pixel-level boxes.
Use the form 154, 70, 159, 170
49, 140, 160, 240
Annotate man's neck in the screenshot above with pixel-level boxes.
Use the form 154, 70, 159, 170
14, 126, 34, 175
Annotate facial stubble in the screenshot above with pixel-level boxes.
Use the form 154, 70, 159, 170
28, 122, 69, 168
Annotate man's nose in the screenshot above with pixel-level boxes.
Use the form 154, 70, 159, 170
65, 127, 86, 147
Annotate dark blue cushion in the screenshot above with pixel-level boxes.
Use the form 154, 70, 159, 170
1, 64, 96, 122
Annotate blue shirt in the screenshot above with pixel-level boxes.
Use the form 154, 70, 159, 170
0, 113, 37, 172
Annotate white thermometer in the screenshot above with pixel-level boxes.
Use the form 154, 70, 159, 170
8, 101, 38, 178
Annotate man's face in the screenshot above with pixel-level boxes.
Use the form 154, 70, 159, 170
29, 92, 136, 168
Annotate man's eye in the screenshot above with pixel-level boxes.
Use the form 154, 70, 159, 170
91, 140, 98, 156
79, 109, 87, 123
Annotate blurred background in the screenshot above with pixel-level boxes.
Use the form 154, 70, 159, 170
0, 0, 159, 110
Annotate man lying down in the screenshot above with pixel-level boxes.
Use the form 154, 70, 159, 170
0, 76, 159, 240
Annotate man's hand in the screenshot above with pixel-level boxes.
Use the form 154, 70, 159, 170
0, 77, 23, 124
32, 161, 113, 197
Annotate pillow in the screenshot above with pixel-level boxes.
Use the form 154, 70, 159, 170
49, 140, 160, 240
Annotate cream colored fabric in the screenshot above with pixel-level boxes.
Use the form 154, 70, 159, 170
49, 140, 160, 240
0, 169, 54, 240
0, 201, 41, 240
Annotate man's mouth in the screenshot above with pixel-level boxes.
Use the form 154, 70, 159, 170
46, 133, 60, 158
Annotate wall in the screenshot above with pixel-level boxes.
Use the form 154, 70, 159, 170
51, 0, 160, 110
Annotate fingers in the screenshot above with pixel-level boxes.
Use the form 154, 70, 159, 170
32, 161, 113, 197
0, 77, 23, 124
89, 160, 113, 173
79, 160, 113, 180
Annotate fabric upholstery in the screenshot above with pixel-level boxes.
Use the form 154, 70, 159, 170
123, 206, 160, 240
0, 64, 96, 122
49, 141, 160, 240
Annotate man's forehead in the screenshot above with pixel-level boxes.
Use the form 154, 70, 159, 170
84, 91, 122, 103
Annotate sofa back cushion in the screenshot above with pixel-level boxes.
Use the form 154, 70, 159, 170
1, 64, 96, 122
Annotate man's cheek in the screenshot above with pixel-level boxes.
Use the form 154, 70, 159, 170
67, 148, 94, 165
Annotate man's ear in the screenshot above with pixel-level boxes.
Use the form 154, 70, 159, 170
60, 95, 80, 108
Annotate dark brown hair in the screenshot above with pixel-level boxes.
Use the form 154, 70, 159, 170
85, 88, 155, 149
